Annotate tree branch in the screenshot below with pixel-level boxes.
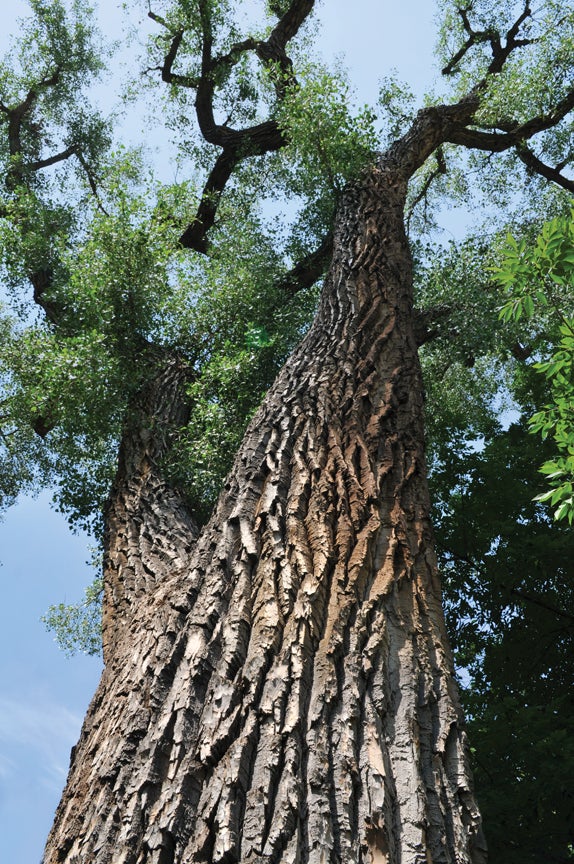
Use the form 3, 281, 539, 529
441, 545, 574, 624
442, 6, 497, 76
268, 0, 315, 51
28, 145, 76, 171
275, 232, 333, 296
171, 0, 315, 252
446, 85, 574, 152
515, 144, 574, 192
149, 18, 200, 89
486, 1, 533, 76
76, 151, 109, 215
509, 585, 574, 624
179, 149, 237, 252
413, 304, 453, 347
442, 2, 533, 77
406, 147, 447, 231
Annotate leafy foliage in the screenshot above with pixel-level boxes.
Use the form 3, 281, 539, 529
419, 219, 574, 863
497, 213, 574, 521
42, 572, 103, 656
432, 419, 574, 864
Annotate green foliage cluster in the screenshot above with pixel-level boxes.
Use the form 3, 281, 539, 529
0, 0, 110, 191
277, 64, 378, 197
437, 0, 574, 112
168, 217, 321, 520
432, 419, 574, 863
42, 572, 103, 656
497, 214, 574, 521
0, 155, 195, 531
418, 214, 574, 862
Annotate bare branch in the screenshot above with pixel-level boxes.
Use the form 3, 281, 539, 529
162, 29, 200, 87
442, 7, 497, 76
175, 0, 315, 252
179, 120, 286, 252
486, 1, 533, 75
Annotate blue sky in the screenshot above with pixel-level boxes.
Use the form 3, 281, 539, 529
0, 2, 438, 860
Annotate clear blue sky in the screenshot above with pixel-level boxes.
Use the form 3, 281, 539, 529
0, 2, 438, 861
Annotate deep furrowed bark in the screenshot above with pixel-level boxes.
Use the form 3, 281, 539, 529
44, 163, 485, 864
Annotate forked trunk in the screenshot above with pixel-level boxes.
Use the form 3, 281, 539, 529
44, 162, 486, 863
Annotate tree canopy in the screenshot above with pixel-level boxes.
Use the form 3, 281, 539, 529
1, 1, 573, 861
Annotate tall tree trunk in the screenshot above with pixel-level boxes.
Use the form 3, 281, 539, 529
44, 161, 486, 864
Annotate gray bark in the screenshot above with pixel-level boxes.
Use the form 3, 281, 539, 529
44, 151, 486, 863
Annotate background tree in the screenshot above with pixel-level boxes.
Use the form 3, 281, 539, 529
0, 0, 573, 862
417, 218, 574, 862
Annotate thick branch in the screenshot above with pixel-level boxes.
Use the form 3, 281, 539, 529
486, 1, 533, 76
516, 144, 574, 193
179, 149, 237, 252
276, 232, 333, 296
179, 121, 285, 251
19, 66, 61, 119
28, 145, 76, 171
3, 67, 63, 188
446, 85, 574, 152
268, 0, 314, 49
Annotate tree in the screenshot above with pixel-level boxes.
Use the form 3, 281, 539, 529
431, 416, 574, 863
419, 219, 574, 862
0, 0, 573, 861
497, 213, 574, 523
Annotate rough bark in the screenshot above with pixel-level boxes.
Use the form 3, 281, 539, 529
44, 156, 486, 863
101, 352, 200, 664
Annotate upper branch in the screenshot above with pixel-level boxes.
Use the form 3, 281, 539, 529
442, 2, 533, 77
28, 145, 77, 172
515, 144, 574, 193
269, 0, 315, 50
445, 86, 574, 152
406, 147, 447, 231
442, 6, 498, 76
275, 232, 333, 296
148, 0, 316, 254
387, 0, 574, 190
